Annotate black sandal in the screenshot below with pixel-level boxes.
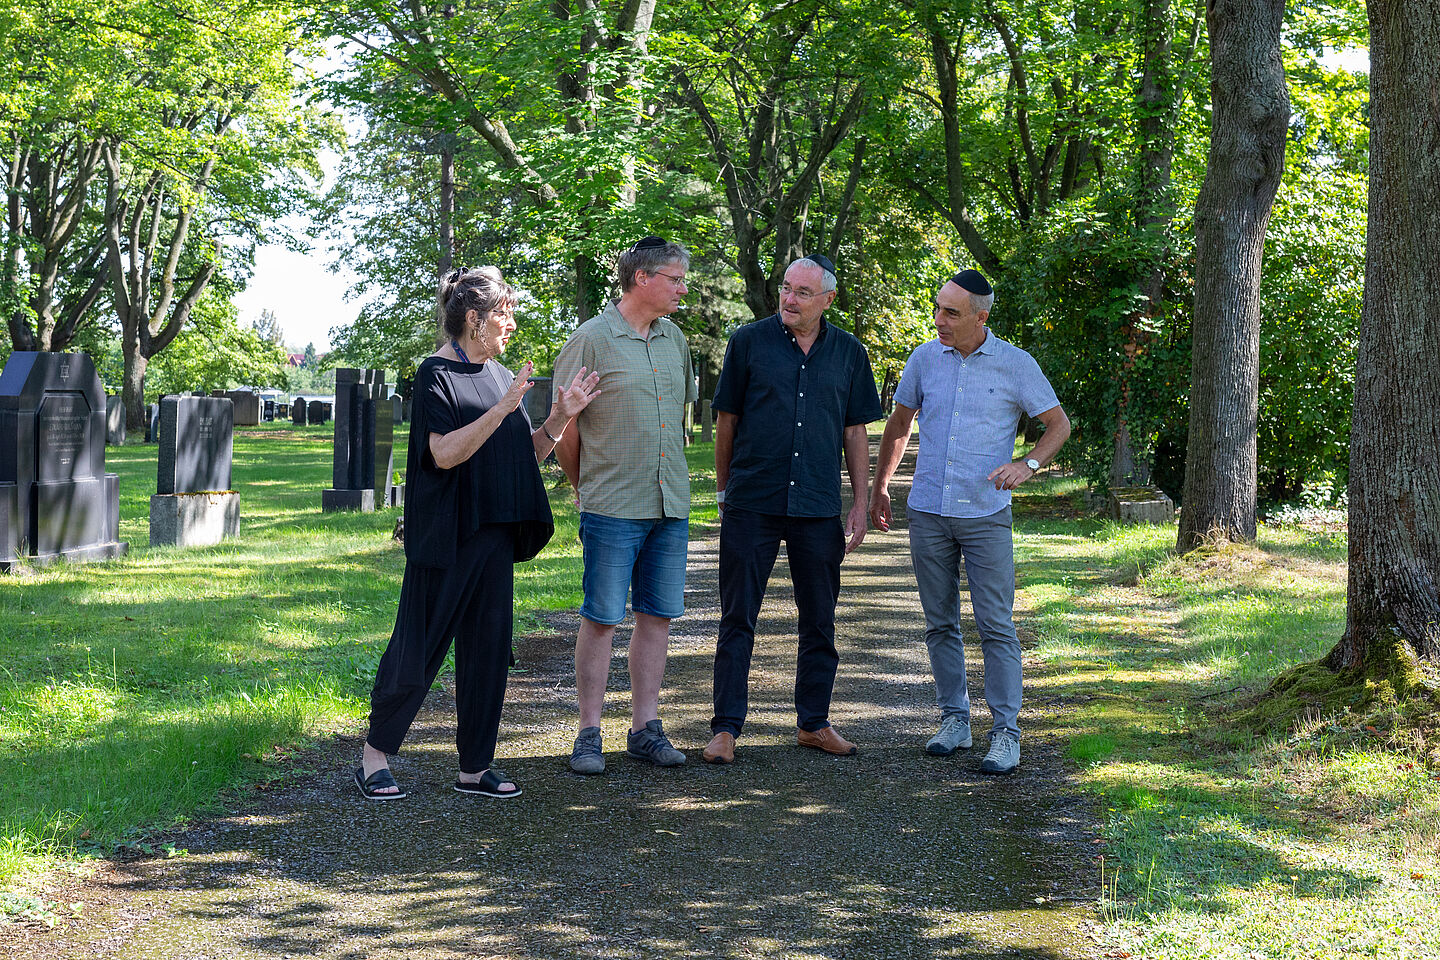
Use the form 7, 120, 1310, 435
454, 768, 522, 799
354, 766, 407, 801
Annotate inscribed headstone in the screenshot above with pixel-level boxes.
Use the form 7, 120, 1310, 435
0, 352, 126, 570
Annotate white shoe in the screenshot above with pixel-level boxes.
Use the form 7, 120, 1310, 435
925, 716, 973, 755
980, 732, 1020, 775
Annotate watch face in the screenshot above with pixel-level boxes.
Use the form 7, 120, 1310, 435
1026, 459, 1040, 470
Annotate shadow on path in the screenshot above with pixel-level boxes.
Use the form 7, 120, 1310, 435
22, 447, 1104, 959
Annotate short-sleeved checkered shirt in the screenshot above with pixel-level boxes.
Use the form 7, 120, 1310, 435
553, 301, 698, 519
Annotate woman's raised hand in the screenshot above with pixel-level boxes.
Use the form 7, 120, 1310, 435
554, 366, 602, 419
501, 361, 536, 413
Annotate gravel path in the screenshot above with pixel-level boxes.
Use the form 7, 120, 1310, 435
14, 455, 1104, 959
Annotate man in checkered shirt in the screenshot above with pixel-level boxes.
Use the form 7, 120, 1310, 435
554, 237, 699, 775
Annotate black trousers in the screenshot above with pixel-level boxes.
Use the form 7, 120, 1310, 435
367, 523, 515, 773
712, 506, 844, 737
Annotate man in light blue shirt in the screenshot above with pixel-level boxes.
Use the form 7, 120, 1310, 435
870, 269, 1070, 775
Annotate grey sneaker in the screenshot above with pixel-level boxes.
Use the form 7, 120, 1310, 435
569, 726, 605, 775
626, 719, 687, 767
980, 731, 1020, 775
925, 715, 973, 755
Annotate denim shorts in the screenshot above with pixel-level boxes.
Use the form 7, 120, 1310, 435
578, 513, 689, 625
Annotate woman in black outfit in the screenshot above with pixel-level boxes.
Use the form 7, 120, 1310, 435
355, 267, 600, 800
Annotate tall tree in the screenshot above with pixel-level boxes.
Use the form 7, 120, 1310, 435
1, 3, 121, 351
1330, 0, 1440, 673
99, 0, 330, 429
1109, 0, 1202, 486
1176, 0, 1289, 551
324, 0, 666, 324
675, 0, 870, 318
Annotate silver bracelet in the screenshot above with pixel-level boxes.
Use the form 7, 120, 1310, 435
543, 423, 563, 444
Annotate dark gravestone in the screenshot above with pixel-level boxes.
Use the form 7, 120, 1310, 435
263, 398, 275, 421
0, 352, 127, 571
322, 369, 394, 512
151, 397, 238, 547
390, 394, 403, 426
307, 399, 326, 425
105, 394, 125, 445
157, 397, 234, 494
145, 404, 159, 442
526, 376, 553, 427
292, 397, 308, 425
226, 390, 261, 426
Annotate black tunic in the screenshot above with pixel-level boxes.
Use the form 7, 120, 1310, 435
403, 355, 554, 566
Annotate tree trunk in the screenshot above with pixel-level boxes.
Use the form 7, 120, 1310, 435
1330, 0, 1440, 670
436, 145, 454, 333
1176, 0, 1288, 552
122, 346, 147, 434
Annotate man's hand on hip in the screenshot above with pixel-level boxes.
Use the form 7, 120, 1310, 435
988, 460, 1036, 491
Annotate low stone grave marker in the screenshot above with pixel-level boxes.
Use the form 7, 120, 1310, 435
150, 397, 239, 548
1107, 485, 1176, 524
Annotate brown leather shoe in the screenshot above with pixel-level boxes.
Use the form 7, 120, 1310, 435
797, 726, 857, 756
702, 732, 735, 765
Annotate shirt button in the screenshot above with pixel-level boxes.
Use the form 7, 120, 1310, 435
801, 365, 805, 369
794, 452, 799, 457
799, 392, 804, 397
790, 481, 795, 486
797, 422, 802, 426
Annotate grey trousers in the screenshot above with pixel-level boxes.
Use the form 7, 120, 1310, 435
907, 506, 1022, 739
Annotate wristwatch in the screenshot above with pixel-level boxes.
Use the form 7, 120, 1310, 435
1024, 458, 1041, 472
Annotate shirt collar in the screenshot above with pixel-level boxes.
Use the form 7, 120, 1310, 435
604, 300, 669, 340
772, 313, 828, 347
942, 328, 996, 356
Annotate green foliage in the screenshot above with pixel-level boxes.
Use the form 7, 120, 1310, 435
141, 291, 291, 397
1257, 169, 1364, 501
307, 0, 1371, 498
1010, 194, 1193, 488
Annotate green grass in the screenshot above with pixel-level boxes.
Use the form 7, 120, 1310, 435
1010, 484, 1440, 959
1, 425, 723, 891
8, 429, 1439, 957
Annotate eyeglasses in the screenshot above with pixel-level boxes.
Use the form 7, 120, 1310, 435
779, 283, 822, 302
650, 270, 687, 287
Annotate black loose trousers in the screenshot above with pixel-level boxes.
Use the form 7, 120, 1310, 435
367, 523, 516, 773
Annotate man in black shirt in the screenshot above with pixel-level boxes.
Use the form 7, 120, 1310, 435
703, 254, 883, 764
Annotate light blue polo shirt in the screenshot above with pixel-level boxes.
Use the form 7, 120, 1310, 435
895, 330, 1060, 519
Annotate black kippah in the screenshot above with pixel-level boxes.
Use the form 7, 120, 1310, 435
802, 252, 837, 276
631, 235, 668, 250
950, 269, 992, 296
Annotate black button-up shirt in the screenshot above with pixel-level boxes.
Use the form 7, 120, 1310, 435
713, 315, 882, 517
